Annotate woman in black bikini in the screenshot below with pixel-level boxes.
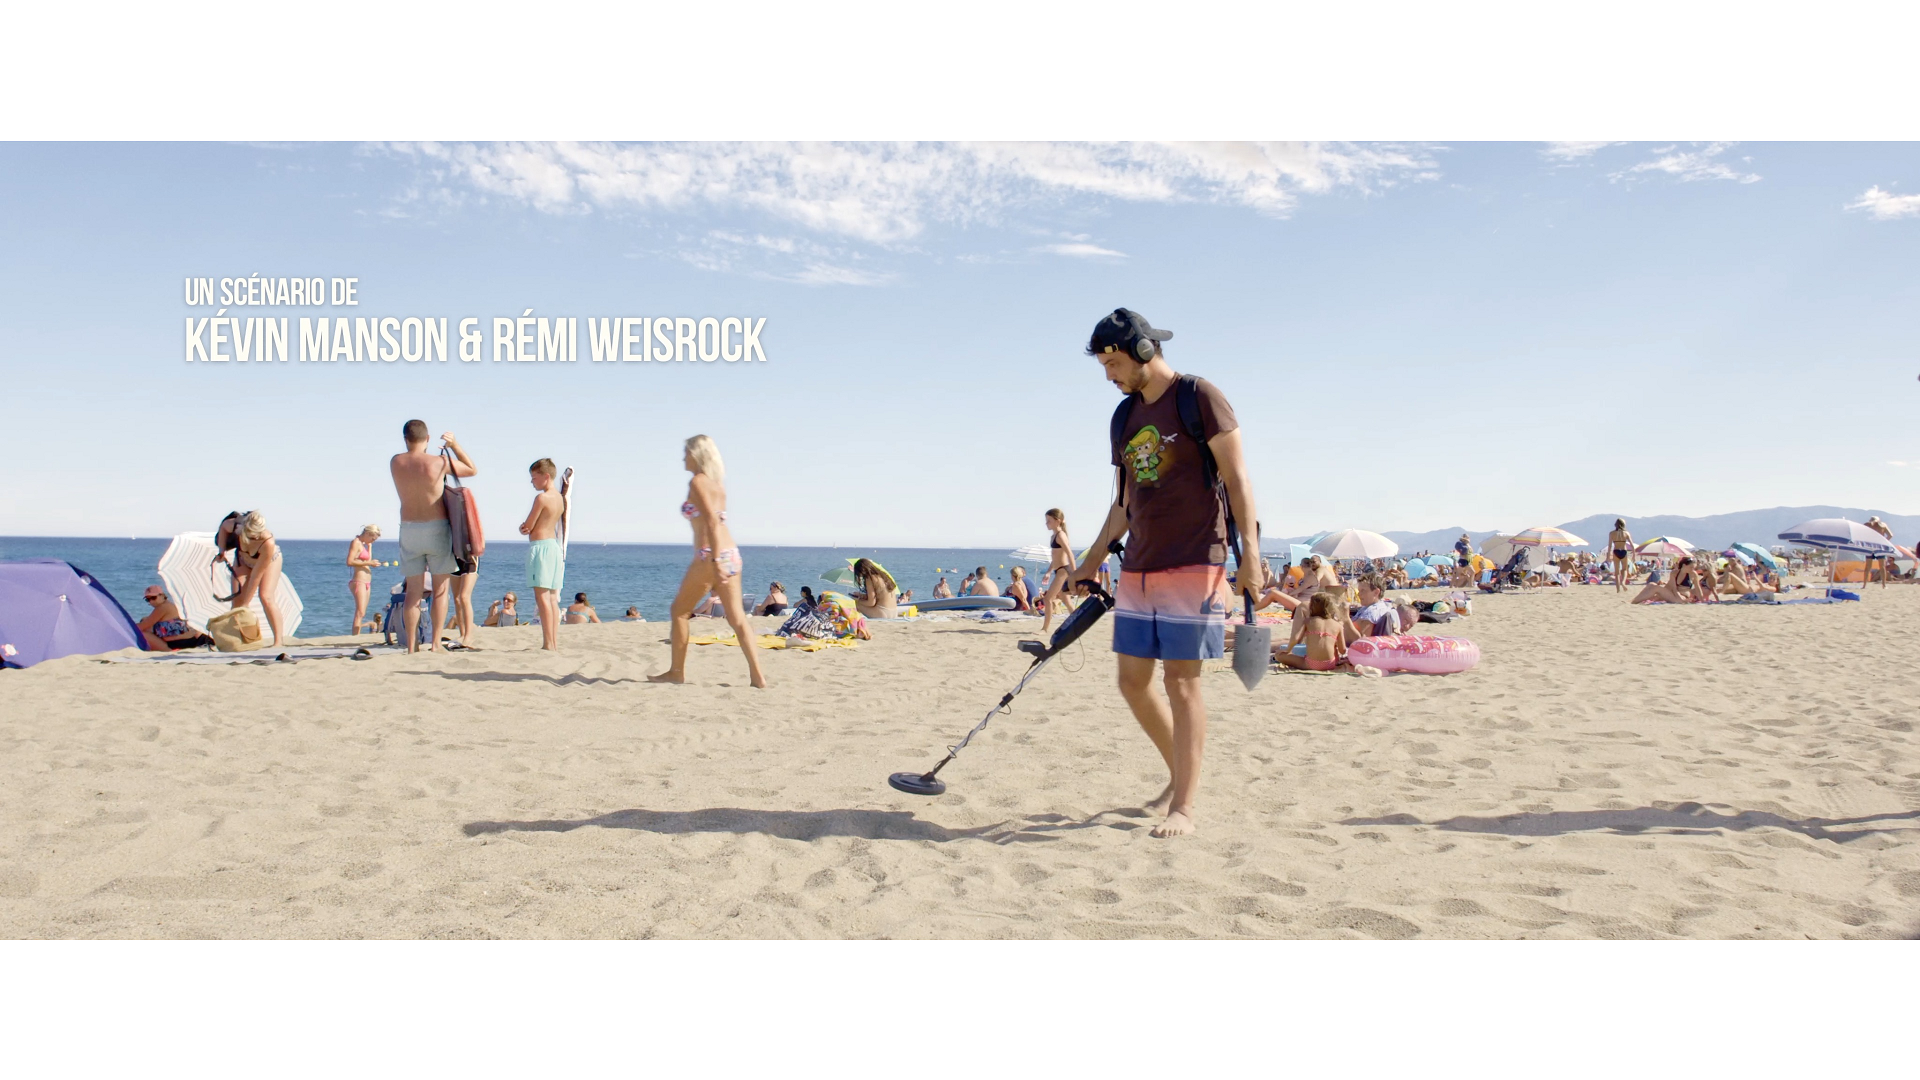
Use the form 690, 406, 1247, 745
231, 511, 291, 648
1607, 519, 1634, 594
1039, 508, 1075, 633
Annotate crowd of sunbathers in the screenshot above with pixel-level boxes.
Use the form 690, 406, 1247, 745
1243, 572, 1457, 673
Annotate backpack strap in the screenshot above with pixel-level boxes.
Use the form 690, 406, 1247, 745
1109, 392, 1139, 513
1173, 374, 1242, 570
442, 448, 461, 489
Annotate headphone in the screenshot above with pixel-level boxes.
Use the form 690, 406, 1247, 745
1103, 311, 1157, 362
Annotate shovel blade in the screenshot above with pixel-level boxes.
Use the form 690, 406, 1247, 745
1232, 623, 1271, 690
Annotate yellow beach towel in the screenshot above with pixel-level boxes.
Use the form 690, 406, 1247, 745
689, 633, 859, 652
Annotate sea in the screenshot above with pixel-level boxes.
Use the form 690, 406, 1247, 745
0, 537, 1074, 635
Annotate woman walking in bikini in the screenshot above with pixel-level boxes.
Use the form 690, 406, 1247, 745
1608, 519, 1634, 594
1039, 508, 1076, 633
650, 435, 769, 688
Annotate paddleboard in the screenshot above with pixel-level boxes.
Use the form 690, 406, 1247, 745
558, 467, 575, 560
909, 596, 1017, 612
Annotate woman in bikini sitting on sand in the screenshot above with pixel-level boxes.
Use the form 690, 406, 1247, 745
1607, 519, 1634, 593
650, 434, 768, 688
484, 591, 517, 626
1254, 558, 1302, 613
1274, 591, 1348, 671
1632, 556, 1711, 604
231, 511, 291, 648
852, 558, 898, 620
137, 586, 210, 650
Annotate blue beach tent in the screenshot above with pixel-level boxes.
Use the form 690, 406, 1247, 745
0, 560, 146, 668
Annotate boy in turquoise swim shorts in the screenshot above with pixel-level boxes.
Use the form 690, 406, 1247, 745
519, 457, 565, 651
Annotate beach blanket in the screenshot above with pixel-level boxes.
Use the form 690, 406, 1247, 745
773, 591, 867, 640
105, 644, 400, 664
690, 633, 858, 652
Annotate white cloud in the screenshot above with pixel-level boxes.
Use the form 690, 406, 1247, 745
386, 141, 1437, 247
678, 228, 893, 287
1038, 242, 1126, 259
1541, 141, 1619, 161
1609, 142, 1761, 185
1847, 185, 1920, 220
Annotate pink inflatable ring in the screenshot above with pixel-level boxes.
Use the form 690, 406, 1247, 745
1346, 634, 1480, 674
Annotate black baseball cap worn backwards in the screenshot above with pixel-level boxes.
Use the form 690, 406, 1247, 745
1086, 307, 1172, 359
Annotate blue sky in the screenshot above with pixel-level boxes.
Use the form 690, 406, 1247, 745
2, 141, 1917, 548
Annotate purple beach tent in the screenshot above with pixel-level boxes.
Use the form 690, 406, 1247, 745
0, 559, 147, 668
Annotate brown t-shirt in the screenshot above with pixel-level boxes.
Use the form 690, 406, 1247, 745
1111, 375, 1240, 572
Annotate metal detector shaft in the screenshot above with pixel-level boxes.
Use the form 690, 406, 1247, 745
918, 653, 1054, 780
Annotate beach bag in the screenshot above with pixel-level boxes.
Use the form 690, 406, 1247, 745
381, 589, 433, 646
206, 608, 265, 652
442, 450, 485, 562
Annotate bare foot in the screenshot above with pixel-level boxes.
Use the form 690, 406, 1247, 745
647, 671, 685, 684
1143, 783, 1175, 815
750, 676, 769, 689
1151, 809, 1197, 838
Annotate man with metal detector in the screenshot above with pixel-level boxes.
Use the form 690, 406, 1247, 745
1071, 309, 1263, 838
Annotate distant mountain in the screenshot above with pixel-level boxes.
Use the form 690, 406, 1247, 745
1268, 506, 1920, 557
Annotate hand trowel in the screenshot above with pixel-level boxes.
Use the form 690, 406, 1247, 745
1231, 590, 1270, 690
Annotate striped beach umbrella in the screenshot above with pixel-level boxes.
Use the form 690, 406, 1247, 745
1777, 518, 1895, 555
1508, 526, 1587, 547
1007, 544, 1053, 564
1636, 536, 1695, 558
1731, 542, 1778, 569
156, 532, 303, 636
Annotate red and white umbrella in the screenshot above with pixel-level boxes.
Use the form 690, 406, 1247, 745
1636, 536, 1695, 558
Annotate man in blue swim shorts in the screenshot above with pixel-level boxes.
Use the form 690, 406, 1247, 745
1072, 309, 1264, 838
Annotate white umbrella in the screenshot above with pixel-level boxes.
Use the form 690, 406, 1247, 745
1478, 534, 1521, 566
157, 532, 303, 636
1311, 529, 1399, 561
1007, 544, 1053, 564
1508, 526, 1588, 547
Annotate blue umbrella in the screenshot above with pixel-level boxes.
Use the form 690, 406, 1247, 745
1731, 542, 1778, 569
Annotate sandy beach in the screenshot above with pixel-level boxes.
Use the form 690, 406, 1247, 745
3, 586, 1916, 939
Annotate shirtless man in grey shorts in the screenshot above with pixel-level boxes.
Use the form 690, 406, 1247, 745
390, 419, 476, 653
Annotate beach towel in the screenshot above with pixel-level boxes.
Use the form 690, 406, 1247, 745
690, 633, 858, 652
105, 644, 401, 664
774, 591, 866, 639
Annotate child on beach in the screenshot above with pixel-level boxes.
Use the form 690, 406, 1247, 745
1275, 591, 1346, 671
519, 458, 565, 650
